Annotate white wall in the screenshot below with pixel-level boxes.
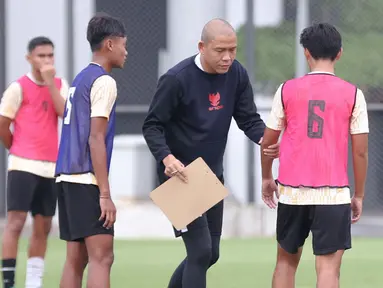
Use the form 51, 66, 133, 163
160, 0, 226, 74
73, 0, 94, 75
227, 0, 283, 29
5, 0, 68, 85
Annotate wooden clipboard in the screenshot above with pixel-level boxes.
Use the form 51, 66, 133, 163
149, 157, 229, 230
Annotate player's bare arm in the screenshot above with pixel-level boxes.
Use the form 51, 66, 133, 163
260, 127, 280, 209
0, 116, 12, 149
349, 89, 369, 224
260, 83, 284, 208
89, 117, 116, 229
41, 65, 65, 117
351, 134, 368, 200
350, 133, 368, 223
0, 82, 22, 149
232, 68, 280, 159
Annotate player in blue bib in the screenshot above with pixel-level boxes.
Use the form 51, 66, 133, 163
55, 13, 127, 288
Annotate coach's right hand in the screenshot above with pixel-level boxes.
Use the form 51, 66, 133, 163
99, 197, 117, 229
163, 154, 188, 183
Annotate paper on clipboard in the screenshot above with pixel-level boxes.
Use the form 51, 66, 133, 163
149, 157, 229, 230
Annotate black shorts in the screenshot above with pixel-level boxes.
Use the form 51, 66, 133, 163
7, 170, 57, 217
276, 203, 351, 256
57, 181, 114, 242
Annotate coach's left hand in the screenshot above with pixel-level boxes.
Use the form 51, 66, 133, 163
40, 64, 56, 86
263, 142, 280, 159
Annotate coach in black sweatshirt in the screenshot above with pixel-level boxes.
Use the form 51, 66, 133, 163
142, 19, 279, 288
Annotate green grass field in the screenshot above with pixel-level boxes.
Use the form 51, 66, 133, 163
8, 237, 383, 287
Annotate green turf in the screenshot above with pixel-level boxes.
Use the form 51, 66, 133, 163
7, 237, 383, 287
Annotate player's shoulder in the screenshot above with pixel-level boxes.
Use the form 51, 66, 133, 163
283, 75, 303, 86
3, 80, 22, 97
331, 77, 363, 101
12, 74, 30, 88
89, 75, 117, 102
96, 74, 116, 84
354, 87, 366, 102
73, 64, 114, 87
5, 80, 22, 91
332, 75, 358, 88
92, 75, 117, 91
76, 63, 109, 79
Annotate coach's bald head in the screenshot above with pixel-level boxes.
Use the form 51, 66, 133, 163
198, 18, 237, 74
201, 18, 236, 43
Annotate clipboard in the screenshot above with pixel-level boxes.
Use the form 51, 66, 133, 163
149, 157, 229, 230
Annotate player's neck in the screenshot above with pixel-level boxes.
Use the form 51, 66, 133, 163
91, 55, 112, 73
309, 61, 335, 75
31, 70, 44, 83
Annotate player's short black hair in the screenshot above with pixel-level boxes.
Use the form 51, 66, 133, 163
27, 36, 54, 53
87, 13, 126, 52
299, 23, 342, 61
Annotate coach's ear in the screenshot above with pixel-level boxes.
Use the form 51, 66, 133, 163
198, 40, 205, 55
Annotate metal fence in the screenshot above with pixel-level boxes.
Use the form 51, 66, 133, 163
93, 0, 167, 135
238, 0, 383, 216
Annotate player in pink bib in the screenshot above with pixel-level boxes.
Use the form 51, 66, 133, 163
0, 37, 68, 288
261, 23, 369, 288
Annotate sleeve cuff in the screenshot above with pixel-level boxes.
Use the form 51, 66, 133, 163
0, 111, 15, 120
266, 122, 283, 131
90, 113, 109, 120
350, 129, 369, 135
157, 150, 172, 164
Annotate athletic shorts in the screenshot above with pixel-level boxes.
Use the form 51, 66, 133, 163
57, 181, 114, 242
7, 170, 57, 217
276, 203, 351, 256
173, 175, 225, 238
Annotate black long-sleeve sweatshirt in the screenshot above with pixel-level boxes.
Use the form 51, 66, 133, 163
142, 55, 266, 181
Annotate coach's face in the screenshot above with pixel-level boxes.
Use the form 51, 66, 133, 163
27, 45, 55, 72
200, 34, 237, 74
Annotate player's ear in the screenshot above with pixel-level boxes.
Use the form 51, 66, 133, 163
335, 48, 343, 61
26, 53, 32, 64
105, 38, 113, 52
303, 48, 311, 61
